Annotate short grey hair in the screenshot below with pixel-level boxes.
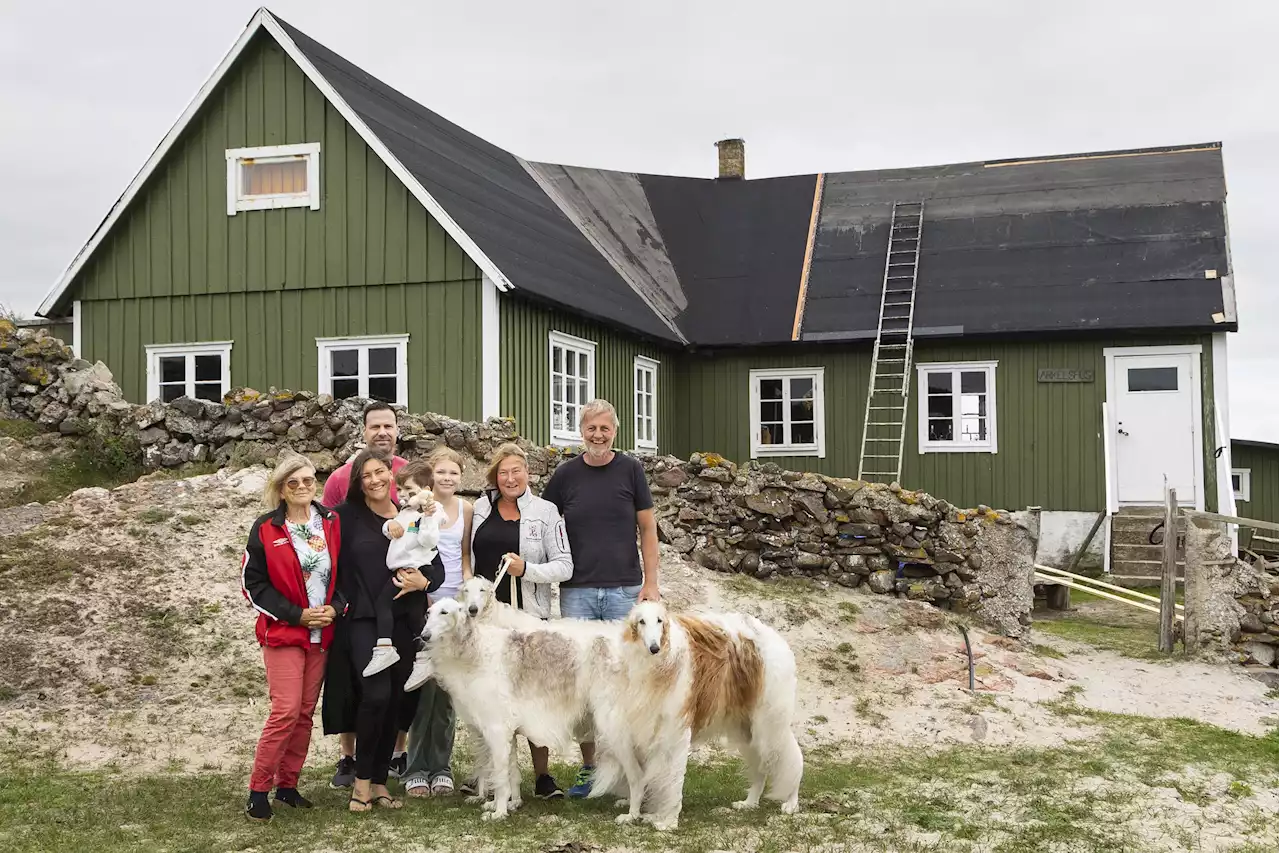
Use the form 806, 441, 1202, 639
580, 398, 619, 429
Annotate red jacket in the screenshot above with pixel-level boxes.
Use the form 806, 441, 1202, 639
240, 501, 345, 649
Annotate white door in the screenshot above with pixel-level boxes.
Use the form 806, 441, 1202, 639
1109, 350, 1201, 506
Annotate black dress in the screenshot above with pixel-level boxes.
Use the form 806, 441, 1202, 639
472, 492, 522, 608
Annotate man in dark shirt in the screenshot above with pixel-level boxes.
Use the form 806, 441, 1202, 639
540, 399, 660, 797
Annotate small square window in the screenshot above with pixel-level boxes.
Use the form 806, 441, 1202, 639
316, 336, 408, 406
749, 368, 826, 458
1231, 468, 1251, 502
917, 361, 998, 453
225, 143, 321, 215
146, 342, 233, 404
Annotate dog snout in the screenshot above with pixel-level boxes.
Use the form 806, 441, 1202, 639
648, 642, 660, 655
421, 630, 432, 642
467, 604, 478, 616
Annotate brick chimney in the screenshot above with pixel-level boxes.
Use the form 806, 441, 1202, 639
715, 138, 745, 180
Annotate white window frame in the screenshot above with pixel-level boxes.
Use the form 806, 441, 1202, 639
748, 367, 826, 458
1231, 468, 1251, 502
633, 355, 659, 454
316, 334, 409, 407
225, 142, 321, 215
144, 341, 233, 404
549, 331, 597, 446
916, 360, 999, 454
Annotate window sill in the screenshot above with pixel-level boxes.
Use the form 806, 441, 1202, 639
919, 443, 997, 454
752, 445, 823, 458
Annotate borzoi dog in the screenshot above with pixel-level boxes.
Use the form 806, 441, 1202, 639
420, 597, 616, 820
590, 600, 803, 828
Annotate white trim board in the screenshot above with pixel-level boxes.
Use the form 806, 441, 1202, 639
37, 8, 513, 318
71, 300, 82, 359
1102, 344, 1205, 510
481, 275, 501, 420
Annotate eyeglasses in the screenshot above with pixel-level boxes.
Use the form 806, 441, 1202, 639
286, 477, 316, 490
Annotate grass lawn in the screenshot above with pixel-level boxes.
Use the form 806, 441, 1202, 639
2, 709, 1274, 853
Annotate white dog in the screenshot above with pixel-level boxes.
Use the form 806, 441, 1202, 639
419, 597, 617, 820
590, 600, 804, 828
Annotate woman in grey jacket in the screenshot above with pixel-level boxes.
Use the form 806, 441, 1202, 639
467, 441, 574, 798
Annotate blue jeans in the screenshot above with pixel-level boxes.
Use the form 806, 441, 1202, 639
559, 584, 642, 621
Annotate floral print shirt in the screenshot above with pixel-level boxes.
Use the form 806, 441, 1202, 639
286, 507, 332, 644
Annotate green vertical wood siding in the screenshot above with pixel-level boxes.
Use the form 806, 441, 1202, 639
66, 32, 476, 305
80, 281, 482, 418
671, 335, 1215, 512
498, 296, 674, 450
1232, 442, 1279, 525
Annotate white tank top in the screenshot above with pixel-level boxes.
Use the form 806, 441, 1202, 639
434, 500, 467, 600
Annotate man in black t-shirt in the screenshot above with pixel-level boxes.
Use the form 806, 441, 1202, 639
541, 399, 660, 797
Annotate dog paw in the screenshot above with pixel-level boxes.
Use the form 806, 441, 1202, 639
732, 800, 759, 811
508, 797, 523, 810
480, 799, 496, 812
650, 818, 678, 832
481, 810, 507, 822
614, 798, 630, 810
780, 800, 800, 815
615, 813, 639, 825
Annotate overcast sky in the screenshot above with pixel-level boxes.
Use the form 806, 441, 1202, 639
1, 0, 1275, 441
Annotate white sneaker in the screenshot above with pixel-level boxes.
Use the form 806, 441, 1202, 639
404, 651, 434, 692
363, 644, 400, 677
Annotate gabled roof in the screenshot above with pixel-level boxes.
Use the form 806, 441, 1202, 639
40, 8, 1238, 348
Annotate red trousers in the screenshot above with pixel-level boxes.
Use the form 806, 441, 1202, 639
249, 643, 327, 792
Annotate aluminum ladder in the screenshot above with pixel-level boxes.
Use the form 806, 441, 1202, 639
856, 200, 924, 484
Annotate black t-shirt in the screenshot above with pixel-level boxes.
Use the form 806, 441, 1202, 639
472, 494, 523, 607
335, 501, 428, 622
541, 453, 653, 588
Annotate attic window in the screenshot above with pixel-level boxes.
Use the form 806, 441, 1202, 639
225, 143, 320, 215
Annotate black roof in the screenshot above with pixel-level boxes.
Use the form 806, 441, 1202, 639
267, 17, 1238, 347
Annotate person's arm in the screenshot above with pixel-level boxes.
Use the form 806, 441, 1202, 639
634, 462, 661, 601
321, 468, 346, 508
516, 504, 573, 584
240, 520, 304, 625
460, 500, 474, 579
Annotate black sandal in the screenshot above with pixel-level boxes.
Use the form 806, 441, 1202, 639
348, 795, 373, 813
373, 795, 403, 810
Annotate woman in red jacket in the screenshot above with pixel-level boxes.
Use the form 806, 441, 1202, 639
240, 454, 345, 822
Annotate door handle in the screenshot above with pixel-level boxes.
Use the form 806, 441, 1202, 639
1117, 427, 1129, 437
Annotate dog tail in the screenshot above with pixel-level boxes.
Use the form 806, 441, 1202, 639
586, 753, 626, 800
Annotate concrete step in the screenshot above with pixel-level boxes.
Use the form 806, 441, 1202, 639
1113, 543, 1187, 565
1111, 514, 1184, 535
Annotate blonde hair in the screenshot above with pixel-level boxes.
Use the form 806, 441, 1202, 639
427, 447, 466, 473
580, 398, 619, 429
485, 442, 528, 489
264, 454, 317, 511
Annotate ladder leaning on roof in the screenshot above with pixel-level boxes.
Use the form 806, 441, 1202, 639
857, 200, 924, 484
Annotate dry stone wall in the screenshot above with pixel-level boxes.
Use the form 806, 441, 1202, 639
1184, 520, 1279, 666
0, 322, 1036, 636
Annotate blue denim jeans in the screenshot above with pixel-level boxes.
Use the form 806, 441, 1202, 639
559, 584, 642, 622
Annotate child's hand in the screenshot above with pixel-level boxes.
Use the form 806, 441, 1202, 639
387, 521, 405, 539
421, 500, 438, 517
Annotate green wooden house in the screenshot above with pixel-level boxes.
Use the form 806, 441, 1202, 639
38, 9, 1249, 576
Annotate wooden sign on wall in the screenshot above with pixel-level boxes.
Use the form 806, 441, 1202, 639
1037, 368, 1095, 383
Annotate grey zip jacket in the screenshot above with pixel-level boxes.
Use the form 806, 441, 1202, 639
470, 486, 573, 619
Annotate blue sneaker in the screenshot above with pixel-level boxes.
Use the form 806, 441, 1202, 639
567, 765, 594, 798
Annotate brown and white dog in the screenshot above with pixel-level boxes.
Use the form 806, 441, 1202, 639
589, 600, 803, 829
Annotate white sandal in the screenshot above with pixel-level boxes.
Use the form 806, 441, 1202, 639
405, 777, 431, 798
429, 773, 455, 796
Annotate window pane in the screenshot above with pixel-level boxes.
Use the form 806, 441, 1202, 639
759, 423, 783, 445
160, 356, 185, 384
552, 347, 563, 374
579, 380, 589, 405
332, 378, 359, 400
791, 422, 815, 445
368, 347, 396, 376
644, 371, 653, 394
194, 354, 220, 382
1231, 473, 1241, 491
368, 376, 397, 403
566, 380, 576, 405
789, 377, 813, 401
960, 393, 986, 417
242, 158, 307, 196
928, 418, 953, 441
790, 399, 814, 422
331, 349, 358, 378
194, 382, 222, 402
927, 393, 953, 418
960, 417, 987, 441
760, 401, 783, 423
564, 351, 578, 378
552, 403, 565, 433
1128, 367, 1178, 392
161, 384, 184, 403
552, 375, 564, 404
759, 379, 783, 400
960, 370, 986, 394
927, 371, 952, 393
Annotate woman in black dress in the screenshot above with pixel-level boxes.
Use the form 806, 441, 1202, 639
332, 448, 442, 812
